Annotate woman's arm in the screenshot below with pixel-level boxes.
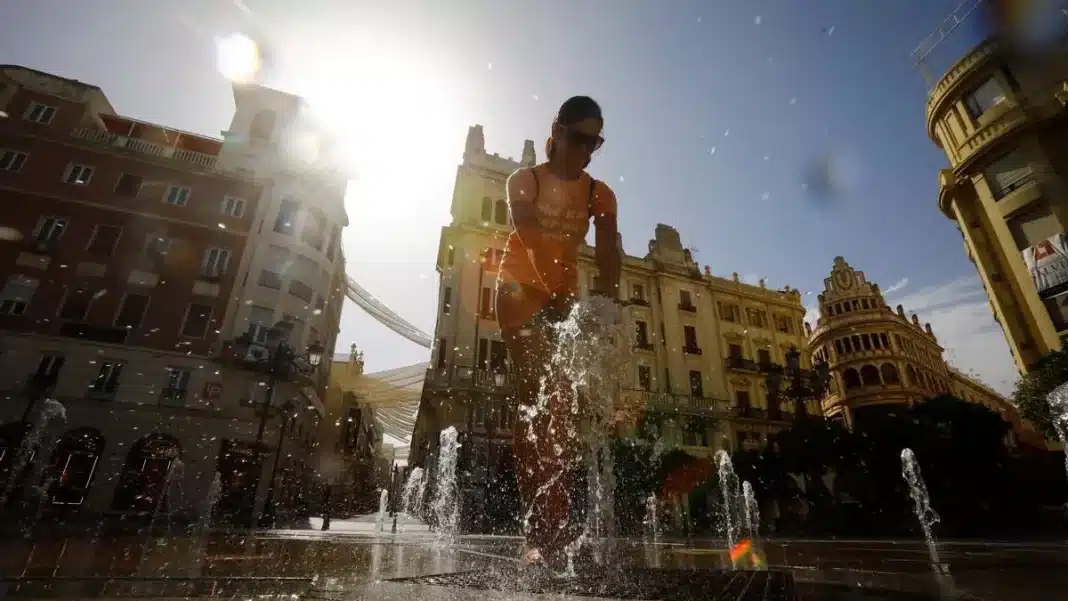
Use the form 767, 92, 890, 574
592, 182, 621, 299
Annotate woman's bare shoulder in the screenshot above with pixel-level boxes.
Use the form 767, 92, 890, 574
507, 166, 539, 201
590, 176, 617, 215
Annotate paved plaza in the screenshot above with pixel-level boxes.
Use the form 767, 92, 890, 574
1, 519, 1068, 600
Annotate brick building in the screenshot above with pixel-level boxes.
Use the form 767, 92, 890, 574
0, 65, 348, 527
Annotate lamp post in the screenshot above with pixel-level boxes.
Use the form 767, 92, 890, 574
764, 346, 831, 422
234, 327, 324, 528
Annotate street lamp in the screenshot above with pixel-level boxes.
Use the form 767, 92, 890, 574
229, 324, 325, 528
764, 346, 831, 422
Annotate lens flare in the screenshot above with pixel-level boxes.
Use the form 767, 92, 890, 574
215, 33, 263, 84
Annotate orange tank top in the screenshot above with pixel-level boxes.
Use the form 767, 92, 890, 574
500, 166, 610, 297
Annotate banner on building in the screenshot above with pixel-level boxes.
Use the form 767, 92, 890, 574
1022, 232, 1068, 299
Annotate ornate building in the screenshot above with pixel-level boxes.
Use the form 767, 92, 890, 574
925, 36, 1068, 371
409, 125, 813, 532
807, 257, 1038, 446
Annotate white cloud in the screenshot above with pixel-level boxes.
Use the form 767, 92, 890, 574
882, 277, 909, 295
886, 275, 1018, 396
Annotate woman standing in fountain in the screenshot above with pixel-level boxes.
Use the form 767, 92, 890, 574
496, 96, 622, 567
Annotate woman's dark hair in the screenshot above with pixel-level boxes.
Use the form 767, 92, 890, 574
546, 96, 602, 160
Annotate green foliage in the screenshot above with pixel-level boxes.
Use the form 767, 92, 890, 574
1013, 348, 1068, 438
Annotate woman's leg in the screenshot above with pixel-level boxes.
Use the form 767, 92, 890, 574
501, 321, 576, 560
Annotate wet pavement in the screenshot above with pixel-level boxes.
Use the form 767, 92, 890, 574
0, 528, 1066, 600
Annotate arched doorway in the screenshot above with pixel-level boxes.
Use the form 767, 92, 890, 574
111, 433, 181, 512
48, 428, 106, 505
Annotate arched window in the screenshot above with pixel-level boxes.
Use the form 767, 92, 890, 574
834, 340, 843, 355
494, 199, 509, 225
860, 364, 881, 387
249, 110, 276, 144
48, 428, 106, 505
112, 433, 181, 512
481, 197, 493, 222
906, 364, 917, 386
881, 363, 900, 384
843, 368, 861, 390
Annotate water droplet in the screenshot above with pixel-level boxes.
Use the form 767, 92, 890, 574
487, 62, 493, 70
724, 128, 730, 137
709, 147, 716, 155
755, 15, 762, 25
789, 98, 797, 105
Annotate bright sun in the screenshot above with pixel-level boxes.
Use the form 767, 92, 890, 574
215, 32, 463, 235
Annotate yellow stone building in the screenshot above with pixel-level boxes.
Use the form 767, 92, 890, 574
808, 257, 1035, 445
926, 37, 1068, 371
409, 126, 813, 529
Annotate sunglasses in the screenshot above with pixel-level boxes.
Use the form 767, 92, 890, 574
564, 127, 604, 152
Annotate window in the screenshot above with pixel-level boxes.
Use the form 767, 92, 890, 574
162, 368, 191, 404
181, 303, 213, 338
0, 150, 27, 172
164, 185, 190, 206
275, 198, 300, 234
718, 302, 740, 322
114, 173, 142, 197
447, 247, 455, 266
635, 320, 649, 346
33, 216, 67, 248
86, 225, 121, 256
249, 110, 276, 143
964, 77, 1008, 120
142, 235, 171, 265
301, 209, 326, 250
325, 225, 340, 261
632, 284, 645, 301
679, 290, 694, 309
63, 164, 93, 185
728, 343, 743, 359
638, 365, 652, 391
747, 308, 768, 328
24, 103, 56, 124
114, 293, 149, 329
246, 306, 274, 343
985, 151, 1035, 200
736, 390, 751, 410
436, 338, 447, 369
258, 269, 283, 289
757, 348, 772, 367
688, 370, 704, 398
36, 355, 65, 379
59, 289, 95, 321
494, 199, 508, 225
480, 287, 495, 319
774, 315, 793, 334
442, 287, 452, 315
221, 196, 245, 217
89, 362, 123, 396
200, 247, 231, 279
683, 325, 698, 350
0, 275, 38, 315
481, 197, 493, 222
289, 280, 314, 302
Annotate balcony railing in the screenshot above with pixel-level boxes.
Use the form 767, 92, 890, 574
682, 345, 702, 355
71, 128, 219, 170
634, 341, 654, 352
726, 357, 759, 372
678, 302, 697, 313
159, 387, 188, 407
59, 322, 129, 345
757, 361, 781, 373
626, 298, 650, 308
424, 366, 513, 391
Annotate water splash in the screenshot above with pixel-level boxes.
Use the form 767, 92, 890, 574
1, 399, 66, 507
376, 488, 389, 533
431, 426, 460, 545
1046, 382, 1068, 487
535, 298, 630, 572
644, 493, 660, 541
715, 450, 741, 552
401, 466, 426, 516
742, 481, 760, 541
900, 448, 944, 571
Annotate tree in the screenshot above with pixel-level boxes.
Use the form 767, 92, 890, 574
1012, 348, 1068, 438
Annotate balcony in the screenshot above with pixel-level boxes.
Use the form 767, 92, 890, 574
424, 366, 513, 393
59, 322, 129, 345
757, 361, 781, 374
726, 357, 759, 372
634, 341, 654, 352
71, 128, 219, 170
682, 345, 702, 356
678, 302, 697, 313
159, 387, 188, 407
626, 298, 650, 308
621, 389, 730, 415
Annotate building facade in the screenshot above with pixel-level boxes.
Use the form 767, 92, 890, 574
808, 256, 1040, 447
409, 125, 813, 531
0, 65, 346, 526
926, 36, 1068, 371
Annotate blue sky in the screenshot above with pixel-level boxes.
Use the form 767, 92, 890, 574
0, 0, 1019, 393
